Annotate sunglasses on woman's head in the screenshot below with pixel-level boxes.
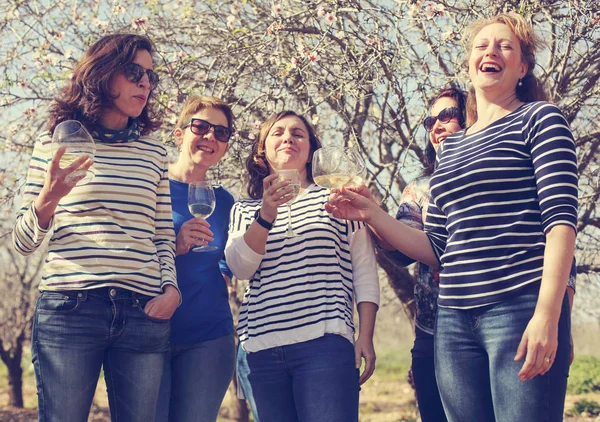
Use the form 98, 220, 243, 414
123, 63, 159, 90
423, 106, 460, 132
181, 118, 232, 143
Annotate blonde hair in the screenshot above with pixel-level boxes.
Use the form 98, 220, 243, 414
175, 95, 234, 131
464, 12, 549, 125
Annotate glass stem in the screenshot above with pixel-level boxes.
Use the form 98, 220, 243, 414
287, 204, 293, 235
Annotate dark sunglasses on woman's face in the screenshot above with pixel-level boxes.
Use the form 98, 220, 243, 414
423, 106, 460, 132
181, 118, 232, 143
123, 63, 159, 90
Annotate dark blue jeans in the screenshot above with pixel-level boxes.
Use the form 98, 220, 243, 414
240, 334, 359, 422
32, 287, 170, 422
411, 327, 448, 422
434, 285, 571, 422
156, 334, 236, 422
236, 344, 260, 422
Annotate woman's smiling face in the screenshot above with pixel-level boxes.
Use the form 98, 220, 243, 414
468, 23, 528, 95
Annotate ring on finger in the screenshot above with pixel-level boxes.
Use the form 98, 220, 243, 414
544, 356, 551, 363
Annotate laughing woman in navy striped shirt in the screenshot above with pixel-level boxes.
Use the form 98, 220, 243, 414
327, 12, 577, 422
225, 111, 380, 422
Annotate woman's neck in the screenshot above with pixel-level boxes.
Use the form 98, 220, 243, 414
169, 158, 208, 184
98, 109, 129, 130
470, 89, 523, 134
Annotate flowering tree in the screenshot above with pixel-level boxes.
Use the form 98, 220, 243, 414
0, 0, 599, 413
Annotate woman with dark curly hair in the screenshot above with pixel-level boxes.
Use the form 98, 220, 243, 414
13, 33, 179, 422
225, 110, 380, 422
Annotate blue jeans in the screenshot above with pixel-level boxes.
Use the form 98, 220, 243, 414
434, 285, 571, 422
156, 334, 236, 422
32, 287, 170, 422
240, 334, 359, 422
411, 327, 448, 422
236, 344, 260, 422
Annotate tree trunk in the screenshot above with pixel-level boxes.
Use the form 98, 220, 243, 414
375, 248, 418, 322
6, 347, 24, 408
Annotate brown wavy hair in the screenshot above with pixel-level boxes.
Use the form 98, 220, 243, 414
464, 12, 549, 125
47, 33, 161, 135
246, 110, 322, 200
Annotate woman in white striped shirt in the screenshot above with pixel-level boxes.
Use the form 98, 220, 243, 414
225, 110, 380, 422
327, 12, 577, 422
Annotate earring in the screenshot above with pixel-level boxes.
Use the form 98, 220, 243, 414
518, 79, 523, 87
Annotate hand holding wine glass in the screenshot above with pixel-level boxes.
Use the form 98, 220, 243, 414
187, 181, 217, 252
51, 120, 96, 186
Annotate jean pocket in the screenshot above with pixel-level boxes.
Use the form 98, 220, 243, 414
133, 296, 170, 323
37, 291, 82, 314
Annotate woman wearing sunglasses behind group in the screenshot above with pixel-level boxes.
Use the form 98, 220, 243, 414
156, 96, 236, 422
13, 34, 179, 422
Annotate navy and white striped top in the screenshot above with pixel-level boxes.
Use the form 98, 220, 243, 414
13, 132, 178, 297
225, 183, 380, 353
425, 102, 578, 309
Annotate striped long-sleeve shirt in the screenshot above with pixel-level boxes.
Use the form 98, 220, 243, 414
425, 101, 578, 309
13, 132, 178, 297
225, 184, 380, 353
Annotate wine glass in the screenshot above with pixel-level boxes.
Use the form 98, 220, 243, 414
277, 169, 300, 237
51, 120, 95, 186
312, 146, 365, 189
187, 181, 217, 252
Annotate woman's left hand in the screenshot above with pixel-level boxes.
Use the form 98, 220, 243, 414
143, 284, 180, 320
514, 312, 559, 380
355, 335, 376, 385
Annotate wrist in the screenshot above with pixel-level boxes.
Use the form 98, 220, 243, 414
259, 208, 276, 223
255, 209, 275, 231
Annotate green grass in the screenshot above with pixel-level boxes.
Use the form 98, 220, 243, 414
372, 348, 412, 381
568, 399, 600, 417
568, 356, 600, 395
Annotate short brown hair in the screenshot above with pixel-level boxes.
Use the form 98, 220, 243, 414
174, 96, 234, 148
464, 12, 548, 107
48, 33, 161, 135
246, 111, 322, 200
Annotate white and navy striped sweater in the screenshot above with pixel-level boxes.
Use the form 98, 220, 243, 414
425, 101, 578, 309
226, 184, 380, 353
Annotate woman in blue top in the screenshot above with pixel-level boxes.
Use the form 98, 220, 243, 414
327, 12, 577, 422
157, 96, 236, 422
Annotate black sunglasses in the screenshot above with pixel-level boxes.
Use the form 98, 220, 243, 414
181, 118, 232, 143
123, 63, 159, 90
423, 107, 460, 132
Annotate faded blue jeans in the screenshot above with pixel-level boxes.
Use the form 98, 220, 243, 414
240, 334, 360, 422
434, 284, 571, 422
156, 334, 236, 422
32, 287, 170, 422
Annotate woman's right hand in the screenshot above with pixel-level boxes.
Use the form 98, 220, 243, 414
325, 186, 379, 222
259, 173, 293, 222
176, 218, 214, 255
42, 146, 94, 201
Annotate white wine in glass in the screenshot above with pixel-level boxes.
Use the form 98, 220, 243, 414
277, 169, 300, 237
312, 146, 365, 189
187, 181, 217, 252
51, 120, 96, 186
